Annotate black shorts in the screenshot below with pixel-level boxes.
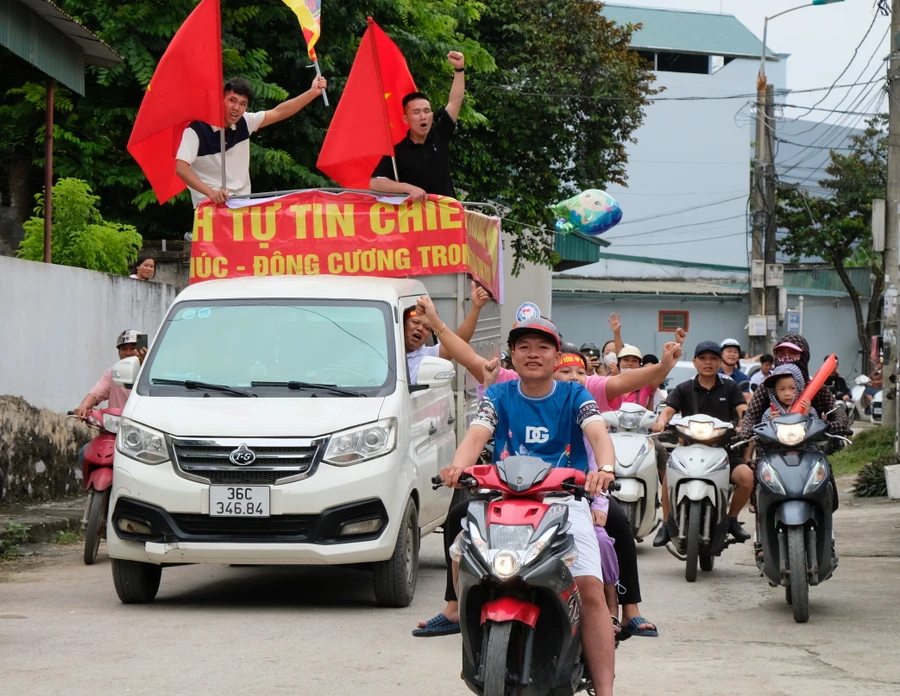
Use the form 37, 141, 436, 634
728, 450, 746, 471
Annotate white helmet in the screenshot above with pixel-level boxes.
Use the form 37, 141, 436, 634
116, 329, 142, 348
720, 338, 741, 352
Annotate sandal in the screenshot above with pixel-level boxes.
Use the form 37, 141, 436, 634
621, 616, 658, 638
412, 613, 461, 637
612, 616, 631, 642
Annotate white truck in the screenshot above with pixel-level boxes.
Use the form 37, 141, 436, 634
107, 272, 500, 607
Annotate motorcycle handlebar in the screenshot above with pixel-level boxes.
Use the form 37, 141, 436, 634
430, 474, 622, 494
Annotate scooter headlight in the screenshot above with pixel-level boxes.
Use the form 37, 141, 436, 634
618, 412, 642, 430
803, 460, 829, 495
775, 423, 807, 446
102, 413, 121, 434
468, 523, 490, 564
758, 461, 786, 495
676, 421, 726, 441
522, 526, 558, 566
492, 551, 521, 579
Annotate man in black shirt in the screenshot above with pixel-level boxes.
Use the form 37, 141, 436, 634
651, 340, 752, 547
823, 356, 851, 402
369, 51, 466, 201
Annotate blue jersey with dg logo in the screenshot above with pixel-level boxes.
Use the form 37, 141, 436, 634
472, 380, 603, 472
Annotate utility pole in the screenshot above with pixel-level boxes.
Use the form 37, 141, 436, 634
883, 0, 900, 436
763, 85, 779, 347
750, 80, 774, 357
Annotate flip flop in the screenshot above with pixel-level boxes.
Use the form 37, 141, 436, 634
622, 616, 659, 638
412, 613, 461, 638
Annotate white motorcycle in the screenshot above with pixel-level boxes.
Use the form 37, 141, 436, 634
851, 375, 882, 424
601, 402, 660, 541
665, 414, 741, 582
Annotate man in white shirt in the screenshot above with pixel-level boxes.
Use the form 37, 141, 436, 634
175, 75, 327, 207
749, 353, 774, 389
406, 282, 490, 384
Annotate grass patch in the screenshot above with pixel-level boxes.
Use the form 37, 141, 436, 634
50, 530, 82, 545
0, 522, 31, 559
831, 426, 896, 476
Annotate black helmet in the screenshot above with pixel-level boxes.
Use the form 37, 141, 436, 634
580, 342, 599, 352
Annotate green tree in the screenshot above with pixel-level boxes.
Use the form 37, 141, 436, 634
777, 115, 887, 370
17, 178, 142, 274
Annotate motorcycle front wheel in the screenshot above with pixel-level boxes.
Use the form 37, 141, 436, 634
685, 501, 701, 582
483, 620, 523, 696
83, 488, 109, 566
787, 525, 810, 623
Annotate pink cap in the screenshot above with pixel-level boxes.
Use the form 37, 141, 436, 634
774, 341, 803, 353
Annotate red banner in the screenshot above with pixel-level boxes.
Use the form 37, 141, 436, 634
189, 190, 501, 299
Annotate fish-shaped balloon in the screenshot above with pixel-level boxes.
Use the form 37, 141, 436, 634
551, 189, 622, 236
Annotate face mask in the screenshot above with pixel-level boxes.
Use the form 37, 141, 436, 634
776, 355, 796, 366
604, 352, 618, 366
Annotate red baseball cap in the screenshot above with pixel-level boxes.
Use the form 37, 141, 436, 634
508, 317, 562, 349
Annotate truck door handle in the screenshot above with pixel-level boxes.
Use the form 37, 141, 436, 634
447, 415, 456, 425
429, 421, 438, 436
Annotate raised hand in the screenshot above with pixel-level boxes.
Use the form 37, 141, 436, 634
447, 51, 465, 69
471, 281, 490, 308
608, 312, 622, 335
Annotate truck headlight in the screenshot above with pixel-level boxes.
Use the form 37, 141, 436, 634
324, 418, 397, 466
116, 419, 169, 465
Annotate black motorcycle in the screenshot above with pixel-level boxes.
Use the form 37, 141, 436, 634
738, 413, 845, 623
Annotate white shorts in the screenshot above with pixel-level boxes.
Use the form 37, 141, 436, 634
559, 497, 604, 582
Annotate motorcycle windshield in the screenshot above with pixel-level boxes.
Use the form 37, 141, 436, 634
496, 456, 553, 493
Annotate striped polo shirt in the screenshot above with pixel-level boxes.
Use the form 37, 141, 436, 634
176, 111, 266, 207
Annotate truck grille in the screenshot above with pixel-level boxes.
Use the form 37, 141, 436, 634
171, 437, 324, 485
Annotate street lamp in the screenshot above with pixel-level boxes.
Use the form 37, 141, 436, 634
758, 0, 844, 89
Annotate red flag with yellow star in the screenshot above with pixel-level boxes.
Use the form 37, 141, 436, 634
317, 18, 416, 189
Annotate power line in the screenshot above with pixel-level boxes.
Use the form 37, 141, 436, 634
606, 230, 748, 248
481, 79, 883, 103
603, 214, 746, 241
616, 194, 747, 225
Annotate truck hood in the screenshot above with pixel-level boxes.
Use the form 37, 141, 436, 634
126, 397, 385, 438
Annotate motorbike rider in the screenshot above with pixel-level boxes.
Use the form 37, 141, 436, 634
749, 353, 774, 389
651, 340, 753, 547
616, 345, 656, 409
412, 298, 672, 641
823, 356, 851, 403
441, 316, 616, 696
404, 281, 489, 384
73, 329, 146, 419
863, 358, 883, 410
719, 338, 752, 401
743, 334, 851, 439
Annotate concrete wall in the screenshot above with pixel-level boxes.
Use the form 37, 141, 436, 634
0, 256, 178, 413
552, 290, 870, 381
566, 56, 788, 272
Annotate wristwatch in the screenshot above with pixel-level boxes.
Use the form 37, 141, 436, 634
454, 67, 465, 73
600, 465, 615, 474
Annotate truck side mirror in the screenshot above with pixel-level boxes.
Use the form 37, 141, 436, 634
111, 356, 140, 389
416, 357, 455, 389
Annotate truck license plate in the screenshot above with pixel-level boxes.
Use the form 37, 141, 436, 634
209, 486, 270, 517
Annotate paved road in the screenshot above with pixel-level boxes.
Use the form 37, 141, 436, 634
3, 483, 900, 696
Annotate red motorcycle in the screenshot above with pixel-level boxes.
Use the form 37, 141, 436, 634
70, 407, 122, 565
434, 457, 616, 696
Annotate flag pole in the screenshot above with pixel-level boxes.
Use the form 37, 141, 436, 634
312, 58, 330, 107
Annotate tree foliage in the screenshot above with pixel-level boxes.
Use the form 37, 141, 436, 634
1, 0, 654, 269
776, 115, 887, 370
17, 178, 142, 274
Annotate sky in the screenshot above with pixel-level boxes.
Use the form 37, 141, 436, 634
621, 0, 891, 123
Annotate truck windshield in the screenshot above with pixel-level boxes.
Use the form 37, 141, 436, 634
141, 299, 396, 397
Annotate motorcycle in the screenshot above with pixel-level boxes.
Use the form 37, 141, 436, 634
601, 402, 660, 541
665, 414, 743, 582
851, 375, 882, 424
434, 458, 615, 696
69, 407, 122, 565
736, 412, 844, 623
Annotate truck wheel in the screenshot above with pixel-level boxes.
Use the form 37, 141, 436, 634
111, 558, 162, 604
787, 526, 810, 623
83, 489, 109, 566
373, 498, 419, 607
685, 501, 701, 583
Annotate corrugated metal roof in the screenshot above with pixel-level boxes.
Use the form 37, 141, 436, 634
553, 276, 746, 297
785, 267, 872, 299
555, 231, 611, 269
602, 4, 776, 60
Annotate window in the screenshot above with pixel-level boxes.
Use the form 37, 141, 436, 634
141, 299, 396, 397
659, 311, 689, 332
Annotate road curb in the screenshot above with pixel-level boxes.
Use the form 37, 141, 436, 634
0, 498, 84, 545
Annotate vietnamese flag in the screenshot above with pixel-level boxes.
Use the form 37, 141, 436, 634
317, 18, 416, 189
127, 0, 224, 204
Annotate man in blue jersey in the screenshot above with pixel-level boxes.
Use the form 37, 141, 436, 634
441, 316, 616, 696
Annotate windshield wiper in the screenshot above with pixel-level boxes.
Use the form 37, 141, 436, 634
251, 380, 365, 397
151, 378, 256, 398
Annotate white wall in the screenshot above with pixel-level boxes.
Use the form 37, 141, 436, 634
0, 256, 177, 413
567, 56, 788, 272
